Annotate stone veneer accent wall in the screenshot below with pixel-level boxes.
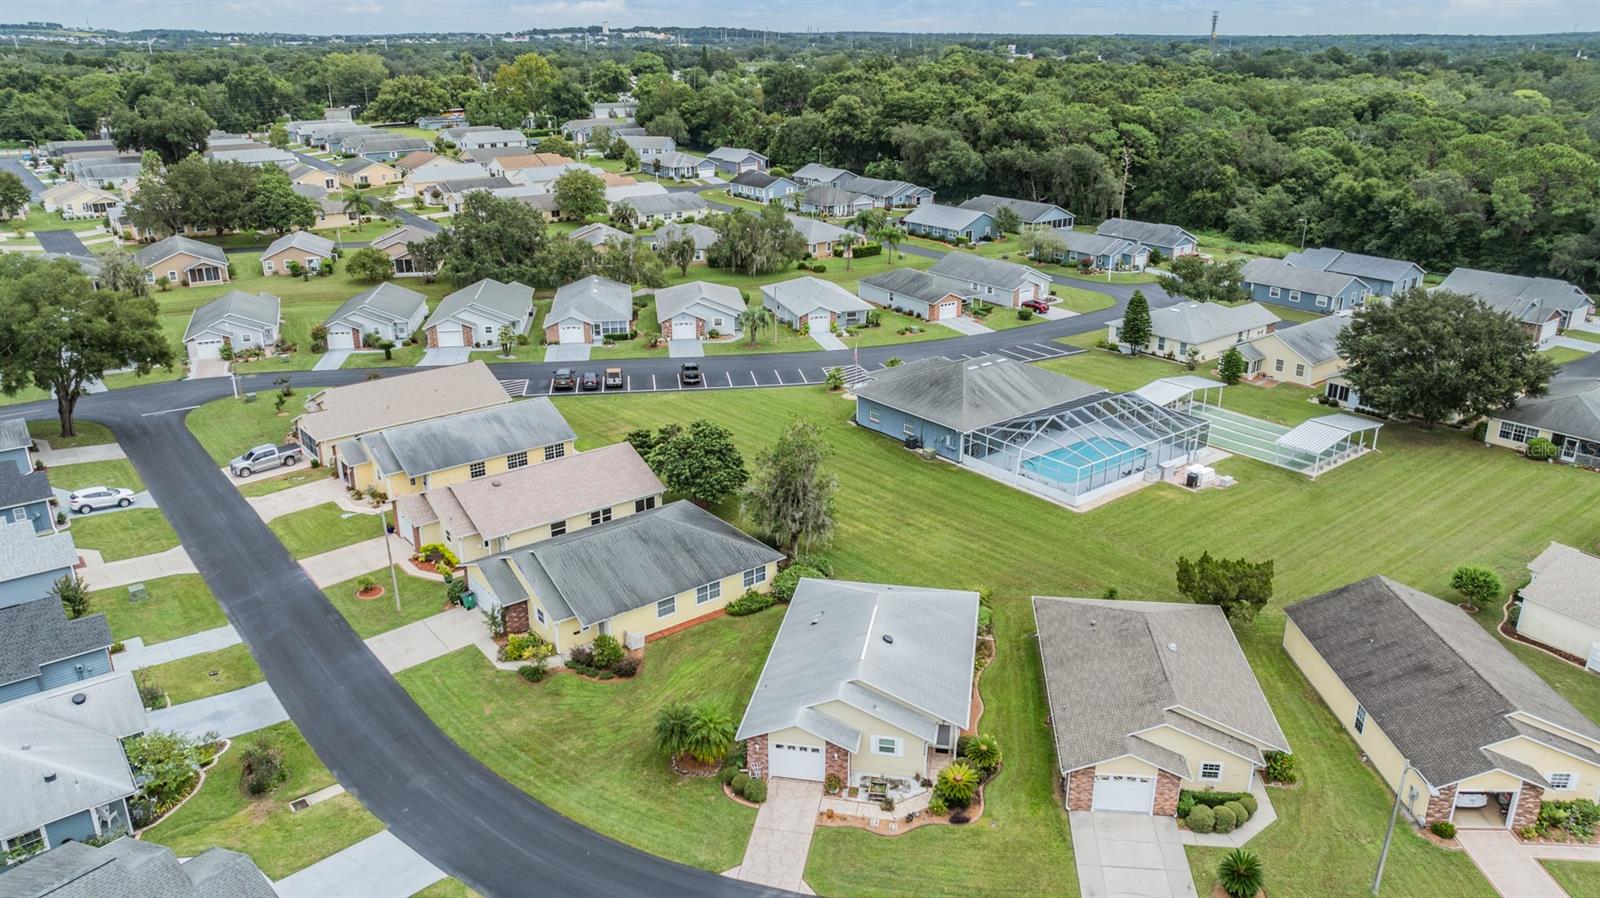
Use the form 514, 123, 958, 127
746, 733, 768, 780
1512, 784, 1544, 830
1154, 771, 1181, 817
502, 601, 529, 634
1065, 766, 1095, 811
825, 742, 850, 785
1425, 784, 1457, 825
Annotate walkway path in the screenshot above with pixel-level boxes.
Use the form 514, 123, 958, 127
1177, 780, 1277, 848
117, 624, 242, 671
728, 777, 820, 895
366, 607, 497, 674
313, 350, 353, 370
1547, 335, 1598, 354
1457, 829, 1600, 898
810, 331, 847, 351
273, 830, 445, 898
300, 534, 418, 588
35, 439, 127, 465
1068, 811, 1198, 898
247, 478, 378, 523
77, 545, 198, 590
148, 680, 288, 739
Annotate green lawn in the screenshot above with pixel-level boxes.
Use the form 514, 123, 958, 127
344, 345, 428, 368
1192, 228, 1299, 264
236, 466, 333, 496
977, 306, 1047, 330
142, 721, 384, 880
136, 643, 264, 705
1559, 328, 1600, 344
28, 419, 116, 448
1060, 269, 1160, 284
1542, 346, 1591, 367
845, 310, 955, 349
1543, 860, 1600, 895
414, 879, 482, 898
1053, 285, 1117, 314
518, 380, 1600, 898
185, 397, 298, 465
323, 571, 449, 638
91, 574, 225, 644
268, 502, 384, 559
672, 249, 936, 297
69, 508, 180, 561
1268, 305, 1329, 325
10, 205, 108, 235
44, 458, 143, 492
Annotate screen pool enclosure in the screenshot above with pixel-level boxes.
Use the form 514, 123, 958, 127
962, 392, 1208, 505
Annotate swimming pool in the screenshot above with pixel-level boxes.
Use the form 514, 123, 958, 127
1019, 436, 1148, 487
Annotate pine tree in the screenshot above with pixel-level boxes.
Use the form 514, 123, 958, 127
1218, 346, 1247, 384
1118, 289, 1153, 351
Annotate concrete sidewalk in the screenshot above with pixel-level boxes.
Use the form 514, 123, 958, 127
273, 830, 445, 898
248, 478, 379, 523
727, 777, 820, 895
117, 625, 242, 671
300, 535, 423, 588
77, 545, 198, 590
148, 681, 288, 739
36, 440, 128, 465
366, 607, 492, 674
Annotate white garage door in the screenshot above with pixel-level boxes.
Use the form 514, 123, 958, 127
769, 742, 825, 781
672, 315, 698, 339
558, 323, 586, 345
1092, 775, 1154, 813
326, 328, 355, 350
434, 325, 465, 347
189, 338, 224, 360
936, 301, 959, 320
807, 310, 832, 329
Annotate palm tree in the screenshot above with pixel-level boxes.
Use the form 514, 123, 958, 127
873, 224, 906, 262
682, 702, 735, 764
737, 303, 773, 346
340, 188, 375, 224
1217, 849, 1264, 898
654, 703, 693, 759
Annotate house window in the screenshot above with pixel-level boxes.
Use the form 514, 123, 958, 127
713, 318, 724, 328
1274, 359, 1285, 373
743, 566, 767, 588
589, 507, 613, 526
1498, 422, 1534, 444
1327, 382, 1352, 404
902, 423, 916, 436
1268, 286, 1281, 298
506, 451, 528, 470
535, 607, 546, 625
868, 410, 881, 424
4, 828, 44, 858
1200, 762, 1223, 781
1354, 704, 1367, 734
696, 581, 721, 604
1289, 290, 1301, 303
1156, 337, 1167, 352
1548, 773, 1576, 790
1315, 296, 1328, 308
656, 596, 676, 618
544, 443, 565, 461
873, 736, 902, 756
264, 260, 275, 272
1295, 364, 1306, 378
634, 496, 657, 513
469, 461, 487, 479
550, 521, 567, 537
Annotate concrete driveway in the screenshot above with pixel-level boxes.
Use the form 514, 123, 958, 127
57, 488, 156, 513
1456, 828, 1600, 898
544, 344, 591, 362
729, 777, 820, 895
418, 347, 472, 366
313, 350, 353, 370
1068, 811, 1198, 898
147, 680, 289, 739
274, 830, 445, 898
668, 339, 706, 358
939, 316, 994, 335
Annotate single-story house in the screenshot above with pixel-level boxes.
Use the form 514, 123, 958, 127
568, 222, 634, 249
0, 418, 33, 475
656, 281, 745, 340
728, 171, 797, 204
1041, 229, 1149, 271
64, 159, 141, 190
295, 361, 510, 466
290, 184, 358, 230
621, 191, 707, 223
1437, 268, 1593, 337
787, 215, 853, 258
511, 191, 562, 220
0, 522, 78, 609
342, 135, 431, 162
440, 125, 498, 144
335, 157, 401, 189
335, 397, 575, 497
927, 253, 1051, 308
902, 204, 997, 243
260, 231, 335, 277
323, 282, 428, 350
1285, 576, 1600, 828
287, 162, 339, 191
182, 290, 280, 362
0, 672, 146, 859
40, 182, 118, 220
462, 146, 540, 167
422, 278, 534, 349
500, 162, 589, 191
857, 268, 968, 323
1482, 374, 1600, 466
603, 181, 669, 210
416, 113, 468, 130
1282, 248, 1425, 297
392, 150, 441, 174
42, 139, 116, 159
835, 174, 934, 209
736, 579, 977, 785
960, 195, 1073, 229
1108, 300, 1279, 362
561, 117, 638, 144
134, 235, 229, 288
644, 151, 716, 181
205, 146, 298, 167
592, 101, 638, 120
799, 185, 874, 218
648, 222, 718, 262
619, 134, 675, 157
762, 276, 872, 331
457, 129, 530, 152
0, 595, 112, 705
1246, 312, 1354, 392
1240, 258, 1373, 313
435, 176, 516, 214
0, 464, 56, 534
1095, 218, 1198, 258
706, 147, 768, 176
465, 500, 783, 649
394, 441, 663, 563
369, 224, 438, 278
1036, 597, 1289, 814
403, 159, 491, 200
4, 839, 276, 898
486, 152, 575, 180
1517, 543, 1600, 668
790, 163, 852, 187
546, 275, 635, 345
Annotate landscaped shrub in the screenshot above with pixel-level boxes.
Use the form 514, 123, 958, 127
1224, 800, 1250, 824
879, 797, 895, 812
949, 811, 971, 824
719, 765, 741, 786
1471, 420, 1488, 442
591, 634, 625, 669
960, 733, 1002, 772
927, 795, 948, 816
1016, 307, 1034, 321
1535, 799, 1600, 840
934, 762, 979, 807
1263, 751, 1296, 784
1181, 789, 1254, 810
418, 543, 459, 568
976, 605, 993, 635
1186, 804, 1215, 833
1526, 436, 1558, 460
568, 645, 594, 668
1237, 794, 1258, 818
1217, 848, 1264, 898
725, 590, 775, 616
498, 633, 554, 663
240, 739, 288, 795
853, 242, 882, 258
771, 564, 822, 602
519, 660, 548, 682
1177, 792, 1196, 818
613, 655, 639, 678
811, 264, 826, 273
1430, 821, 1457, 839
824, 773, 843, 795
1212, 804, 1239, 833
731, 772, 751, 794
742, 778, 767, 803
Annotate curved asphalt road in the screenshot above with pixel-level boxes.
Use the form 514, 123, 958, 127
3, 260, 1178, 897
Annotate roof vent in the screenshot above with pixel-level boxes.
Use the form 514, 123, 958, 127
43, 772, 56, 783
490, 479, 502, 487
71, 693, 86, 705
1088, 619, 1096, 628
1168, 643, 1178, 652
882, 634, 894, 645
810, 614, 823, 626
20, 743, 29, 751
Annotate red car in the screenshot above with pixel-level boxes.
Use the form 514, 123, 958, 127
1021, 298, 1051, 314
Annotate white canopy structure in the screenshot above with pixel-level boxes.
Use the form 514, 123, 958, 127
1133, 375, 1226, 410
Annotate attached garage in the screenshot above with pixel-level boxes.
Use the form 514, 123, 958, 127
807, 310, 832, 330
1091, 775, 1155, 813
671, 314, 698, 339
558, 322, 587, 345
433, 324, 465, 347
326, 328, 356, 350
188, 337, 224, 361
934, 299, 960, 321
768, 741, 825, 781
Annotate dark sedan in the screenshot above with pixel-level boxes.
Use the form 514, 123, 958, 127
551, 368, 577, 391
580, 371, 601, 391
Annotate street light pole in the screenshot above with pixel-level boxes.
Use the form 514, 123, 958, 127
1298, 217, 1309, 251
380, 507, 402, 614
1372, 761, 1416, 895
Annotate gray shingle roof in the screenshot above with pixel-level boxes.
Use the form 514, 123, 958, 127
1051, 229, 1142, 258
858, 268, 961, 305
370, 225, 436, 251
928, 253, 1048, 293
568, 223, 633, 248
335, 156, 391, 174
355, 397, 574, 478
1034, 597, 1289, 776
422, 278, 533, 331
853, 354, 1105, 433
550, 275, 633, 324
649, 222, 718, 253
1263, 312, 1351, 365
1283, 248, 1423, 284
342, 135, 430, 155
620, 135, 675, 151
791, 163, 849, 183
1240, 258, 1369, 296
622, 192, 707, 218
0, 417, 30, 453
735, 579, 978, 749
183, 291, 281, 343
0, 463, 53, 510
1127, 301, 1279, 345
1495, 375, 1600, 440
297, 361, 509, 443
835, 174, 926, 201
457, 129, 529, 148
326, 282, 427, 329
262, 231, 335, 259
802, 185, 869, 208
707, 147, 765, 164
761, 276, 872, 317
655, 281, 745, 323
1286, 575, 1600, 787
650, 151, 709, 171
436, 176, 514, 194
0, 837, 275, 898
1522, 543, 1600, 629
0, 597, 110, 687
1095, 218, 1197, 249
730, 170, 789, 190
484, 501, 783, 626
133, 235, 227, 269
0, 520, 79, 585
903, 203, 989, 232
960, 194, 1072, 224
1437, 267, 1592, 319
786, 215, 851, 246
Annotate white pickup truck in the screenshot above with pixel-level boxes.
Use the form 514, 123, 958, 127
229, 444, 304, 477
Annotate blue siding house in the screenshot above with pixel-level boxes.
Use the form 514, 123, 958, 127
1281, 248, 1425, 297
902, 204, 998, 243
0, 417, 32, 475
856, 396, 964, 461
0, 464, 56, 533
1240, 258, 1373, 313
0, 521, 78, 609
0, 596, 113, 706
728, 171, 797, 204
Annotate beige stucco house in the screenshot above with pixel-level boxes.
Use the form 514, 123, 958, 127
1109, 301, 1280, 363
336, 158, 402, 189
293, 361, 509, 466
260, 231, 335, 277
1516, 543, 1600, 669
369, 225, 437, 278
134, 236, 229, 288
1244, 311, 1352, 387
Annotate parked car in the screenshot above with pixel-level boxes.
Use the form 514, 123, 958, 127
580, 371, 600, 391
679, 363, 703, 385
68, 486, 135, 514
603, 368, 624, 389
228, 444, 303, 477
1021, 298, 1051, 314
551, 368, 576, 391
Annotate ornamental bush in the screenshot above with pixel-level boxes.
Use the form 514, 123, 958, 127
240, 739, 288, 796
1237, 794, 1258, 818
771, 564, 822, 602
1217, 848, 1264, 898
725, 590, 775, 616
1263, 751, 1296, 784
730, 772, 751, 794
927, 795, 948, 816
719, 765, 740, 785
1225, 800, 1250, 824
1430, 820, 1457, 839
517, 661, 548, 682
1526, 436, 1558, 460
1212, 803, 1238, 833
742, 777, 767, 803
591, 634, 625, 669
935, 762, 979, 807
961, 733, 1002, 772
499, 633, 554, 663
1186, 804, 1215, 833
824, 773, 843, 795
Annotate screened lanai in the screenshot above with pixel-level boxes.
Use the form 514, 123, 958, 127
961, 392, 1209, 506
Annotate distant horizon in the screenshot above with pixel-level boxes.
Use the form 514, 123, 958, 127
19, 0, 1600, 40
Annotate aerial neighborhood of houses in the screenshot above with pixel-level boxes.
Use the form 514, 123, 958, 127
5, 37, 1600, 898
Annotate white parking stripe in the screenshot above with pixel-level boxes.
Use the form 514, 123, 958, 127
751, 372, 759, 386
775, 371, 785, 385
651, 374, 657, 391
797, 370, 808, 383
726, 372, 733, 387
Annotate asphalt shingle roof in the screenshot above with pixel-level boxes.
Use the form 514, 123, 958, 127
1283, 248, 1423, 284
1438, 267, 1592, 319
1522, 543, 1600, 629
1263, 313, 1351, 365
802, 185, 869, 208
1095, 218, 1196, 249
0, 417, 30, 453
182, 291, 280, 343
786, 215, 851, 246
1125, 301, 1279, 345
353, 397, 574, 479
423, 279, 533, 331
903, 203, 989, 232
858, 268, 962, 305
1241, 258, 1369, 296
622, 191, 707, 218
133, 235, 226, 269
0, 834, 275, 898
262, 231, 335, 259
0, 463, 53, 510
297, 361, 508, 443
0, 597, 110, 687
655, 281, 745, 323
707, 147, 765, 164
0, 520, 78, 586
326, 282, 426, 330
730, 171, 790, 189
791, 163, 849, 183
550, 275, 633, 324
928, 253, 1048, 293
1051, 229, 1142, 258
1495, 375, 1600, 440
853, 353, 1105, 433
649, 222, 718, 253
761, 276, 872, 317
960, 194, 1071, 223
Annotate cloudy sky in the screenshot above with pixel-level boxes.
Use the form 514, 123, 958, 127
42, 0, 1600, 36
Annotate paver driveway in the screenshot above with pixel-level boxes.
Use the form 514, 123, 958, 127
1069, 810, 1198, 898
730, 777, 821, 895
1456, 828, 1600, 898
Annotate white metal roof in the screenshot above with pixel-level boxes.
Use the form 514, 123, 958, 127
1132, 375, 1225, 407
1276, 413, 1382, 454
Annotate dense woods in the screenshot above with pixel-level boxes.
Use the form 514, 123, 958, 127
4, 34, 1599, 286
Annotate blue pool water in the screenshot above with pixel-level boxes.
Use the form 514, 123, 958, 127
1020, 437, 1147, 486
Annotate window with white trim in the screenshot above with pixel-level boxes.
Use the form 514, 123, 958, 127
656, 596, 675, 618
696, 581, 721, 604
1548, 772, 1576, 790
264, 260, 275, 272
1295, 363, 1306, 378
550, 521, 567, 537
1498, 422, 1535, 444
902, 423, 916, 436
469, 461, 487, 479
872, 736, 902, 756
868, 410, 880, 424
1268, 286, 1280, 298
743, 566, 767, 588
1354, 704, 1367, 734
1289, 290, 1301, 303
535, 607, 546, 625
506, 451, 528, 469
589, 507, 613, 526
635, 496, 656, 513
544, 443, 565, 461
1200, 762, 1223, 781
1274, 359, 1284, 373
1315, 295, 1328, 308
